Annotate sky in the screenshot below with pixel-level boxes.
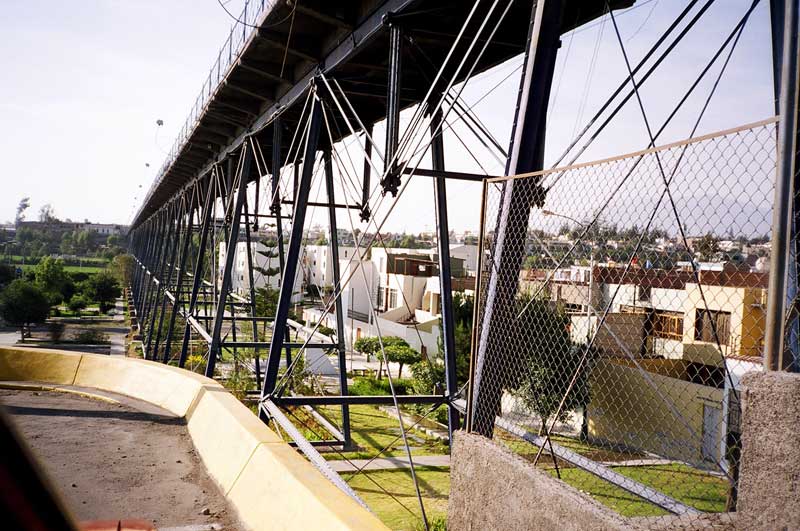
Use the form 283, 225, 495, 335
0, 0, 777, 237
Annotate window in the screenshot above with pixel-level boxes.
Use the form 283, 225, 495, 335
694, 309, 731, 345
638, 285, 651, 302
653, 311, 684, 340
377, 287, 385, 309
388, 288, 398, 309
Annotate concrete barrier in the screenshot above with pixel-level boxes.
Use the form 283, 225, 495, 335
0, 346, 387, 531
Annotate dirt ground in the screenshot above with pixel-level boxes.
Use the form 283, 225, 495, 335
0, 389, 244, 530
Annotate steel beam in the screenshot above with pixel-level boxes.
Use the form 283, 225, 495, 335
472, 0, 567, 437
262, 96, 324, 398
324, 149, 352, 446
207, 146, 253, 377
429, 108, 460, 440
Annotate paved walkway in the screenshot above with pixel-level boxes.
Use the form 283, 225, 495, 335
327, 454, 450, 473
1, 388, 244, 528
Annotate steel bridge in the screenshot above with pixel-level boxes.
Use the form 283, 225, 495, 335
128, 0, 800, 523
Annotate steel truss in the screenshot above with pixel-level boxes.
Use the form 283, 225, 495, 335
126, 0, 734, 525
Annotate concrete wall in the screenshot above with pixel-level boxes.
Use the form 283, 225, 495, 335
448, 431, 633, 531
736, 370, 800, 530
0, 346, 386, 531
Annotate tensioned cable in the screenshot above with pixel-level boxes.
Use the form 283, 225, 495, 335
525, 0, 756, 479
549, 0, 708, 172
512, 0, 761, 320
271, 1, 522, 392
605, 0, 759, 408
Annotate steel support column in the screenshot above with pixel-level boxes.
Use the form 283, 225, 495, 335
272, 118, 293, 366
179, 172, 215, 367
382, 21, 403, 196
472, 0, 566, 437
324, 149, 352, 447
163, 190, 197, 363
766, 0, 800, 372
429, 108, 460, 441
262, 96, 324, 398
207, 146, 253, 377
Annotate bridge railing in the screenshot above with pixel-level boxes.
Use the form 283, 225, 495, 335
142, 0, 275, 218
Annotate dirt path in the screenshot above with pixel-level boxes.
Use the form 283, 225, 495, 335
0, 389, 244, 530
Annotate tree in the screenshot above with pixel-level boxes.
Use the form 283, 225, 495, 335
354, 336, 380, 362
255, 287, 279, 318
0, 280, 50, 340
695, 233, 720, 262
68, 295, 88, 315
38, 203, 57, 223
0, 264, 16, 288
85, 270, 121, 313
510, 296, 593, 435
354, 335, 409, 376
15, 197, 30, 225
34, 257, 70, 306
385, 343, 419, 378
110, 254, 135, 287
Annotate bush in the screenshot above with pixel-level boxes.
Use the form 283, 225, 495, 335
318, 325, 335, 337
71, 329, 110, 344
349, 376, 412, 396
410, 360, 445, 395
68, 295, 88, 314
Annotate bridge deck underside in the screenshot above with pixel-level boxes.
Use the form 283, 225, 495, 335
134, 0, 631, 226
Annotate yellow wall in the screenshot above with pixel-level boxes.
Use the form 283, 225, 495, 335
588, 358, 723, 466
0, 347, 387, 531
683, 284, 765, 360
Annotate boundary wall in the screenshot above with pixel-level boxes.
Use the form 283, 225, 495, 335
0, 346, 388, 531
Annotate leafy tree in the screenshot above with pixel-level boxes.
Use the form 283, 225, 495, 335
510, 296, 593, 435
0, 264, 16, 288
255, 287, 279, 318
15, 197, 30, 225
354, 336, 380, 362
695, 233, 720, 262
0, 280, 50, 340
38, 203, 57, 223
85, 270, 121, 313
34, 257, 70, 305
385, 343, 419, 378
354, 336, 409, 376
110, 254, 135, 287
68, 295, 88, 314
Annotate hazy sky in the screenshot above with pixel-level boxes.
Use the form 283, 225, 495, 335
0, 0, 777, 236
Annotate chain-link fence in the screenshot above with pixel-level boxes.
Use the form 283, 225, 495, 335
468, 118, 777, 518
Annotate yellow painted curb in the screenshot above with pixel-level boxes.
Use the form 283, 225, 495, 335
0, 346, 388, 531
0, 347, 82, 385
228, 443, 388, 530
186, 386, 283, 494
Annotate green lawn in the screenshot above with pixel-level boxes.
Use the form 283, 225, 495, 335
341, 466, 449, 531
495, 427, 729, 517
9, 262, 104, 274
314, 405, 448, 460
549, 463, 727, 517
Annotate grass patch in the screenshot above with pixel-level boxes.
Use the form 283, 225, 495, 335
497, 429, 728, 517
349, 376, 414, 396
547, 463, 727, 517
341, 466, 449, 531
293, 404, 448, 460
